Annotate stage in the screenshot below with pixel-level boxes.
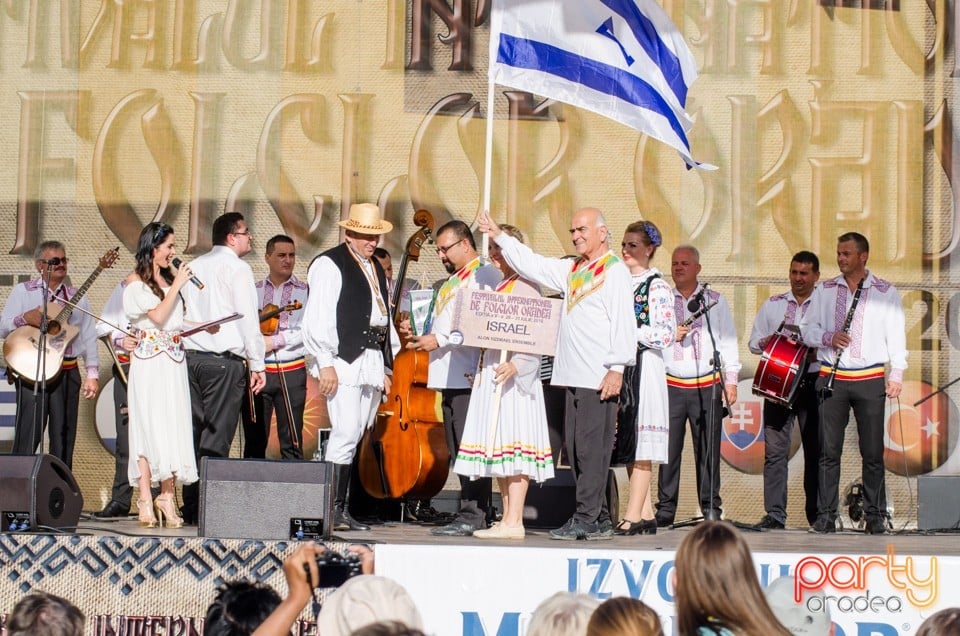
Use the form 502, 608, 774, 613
1, 515, 957, 635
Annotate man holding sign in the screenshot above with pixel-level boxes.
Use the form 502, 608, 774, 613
479, 209, 635, 540
405, 220, 501, 537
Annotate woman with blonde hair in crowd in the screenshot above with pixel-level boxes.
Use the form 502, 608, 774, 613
674, 521, 790, 635
587, 596, 663, 636
527, 592, 600, 636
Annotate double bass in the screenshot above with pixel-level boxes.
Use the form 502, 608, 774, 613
357, 210, 449, 499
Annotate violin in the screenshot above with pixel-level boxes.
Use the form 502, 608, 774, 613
358, 210, 449, 500
259, 301, 303, 336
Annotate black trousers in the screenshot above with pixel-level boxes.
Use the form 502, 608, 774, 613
442, 388, 491, 529
240, 366, 306, 459
13, 365, 81, 469
762, 372, 820, 525
564, 387, 618, 525
816, 375, 886, 520
182, 353, 247, 516
108, 364, 133, 508
656, 383, 723, 521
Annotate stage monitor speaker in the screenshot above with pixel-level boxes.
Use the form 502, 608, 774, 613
199, 458, 335, 540
522, 468, 619, 529
917, 475, 960, 531
0, 454, 83, 532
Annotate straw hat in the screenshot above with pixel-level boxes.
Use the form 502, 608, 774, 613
337, 203, 393, 235
316, 575, 423, 636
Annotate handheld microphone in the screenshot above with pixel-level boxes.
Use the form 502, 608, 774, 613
172, 258, 204, 290
44, 257, 62, 265
687, 282, 709, 313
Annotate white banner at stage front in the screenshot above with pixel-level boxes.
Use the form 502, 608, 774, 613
451, 289, 562, 356
374, 543, 952, 636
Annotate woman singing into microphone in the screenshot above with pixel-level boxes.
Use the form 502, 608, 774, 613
124, 222, 203, 528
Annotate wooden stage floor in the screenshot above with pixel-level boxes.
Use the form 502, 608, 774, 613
75, 513, 960, 557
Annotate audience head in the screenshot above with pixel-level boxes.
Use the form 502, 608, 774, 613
317, 575, 423, 636
350, 621, 427, 636
586, 596, 663, 636
916, 607, 960, 636
526, 591, 600, 636
203, 580, 282, 635
6, 592, 84, 636
674, 521, 790, 636
764, 576, 833, 635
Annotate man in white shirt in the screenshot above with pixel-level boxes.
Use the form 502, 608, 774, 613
0, 241, 99, 470
241, 235, 309, 460
406, 219, 501, 536
747, 251, 822, 530
656, 245, 740, 527
179, 212, 266, 524
802, 232, 906, 535
302, 203, 400, 532
479, 209, 635, 540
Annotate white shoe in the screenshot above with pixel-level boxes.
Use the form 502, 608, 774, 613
473, 524, 525, 539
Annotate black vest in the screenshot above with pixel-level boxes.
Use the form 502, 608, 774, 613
312, 243, 393, 367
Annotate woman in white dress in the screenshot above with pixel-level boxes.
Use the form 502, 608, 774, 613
453, 225, 554, 539
613, 220, 675, 536
124, 222, 200, 528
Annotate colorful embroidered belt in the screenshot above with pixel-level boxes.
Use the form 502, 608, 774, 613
819, 364, 885, 382
62, 358, 78, 370
666, 373, 719, 389
134, 329, 184, 362
116, 353, 130, 364
265, 358, 305, 373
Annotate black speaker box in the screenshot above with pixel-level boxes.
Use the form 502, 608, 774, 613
199, 458, 335, 540
0, 454, 83, 531
522, 468, 619, 529
918, 475, 960, 531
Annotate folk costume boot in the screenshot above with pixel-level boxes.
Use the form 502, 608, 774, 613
333, 463, 370, 532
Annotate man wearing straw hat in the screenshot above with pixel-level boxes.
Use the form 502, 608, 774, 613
303, 203, 400, 532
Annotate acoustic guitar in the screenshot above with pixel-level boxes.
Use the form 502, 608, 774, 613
3, 247, 120, 383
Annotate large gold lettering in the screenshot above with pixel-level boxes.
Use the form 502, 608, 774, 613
12, 91, 89, 255
408, 0, 475, 71
172, 0, 222, 71
808, 96, 885, 258
924, 100, 957, 264
222, 0, 280, 70
283, 0, 333, 73
93, 90, 185, 252
755, 91, 806, 255
726, 0, 778, 74
185, 92, 225, 253
256, 94, 329, 246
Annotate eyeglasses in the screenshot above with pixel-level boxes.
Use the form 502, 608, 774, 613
232, 231, 252, 237
435, 240, 462, 255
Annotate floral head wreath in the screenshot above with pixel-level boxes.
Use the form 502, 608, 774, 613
641, 221, 662, 247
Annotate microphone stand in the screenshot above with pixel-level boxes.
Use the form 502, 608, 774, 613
29, 269, 55, 456
673, 286, 733, 528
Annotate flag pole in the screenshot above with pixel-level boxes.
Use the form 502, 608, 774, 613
480, 72, 496, 261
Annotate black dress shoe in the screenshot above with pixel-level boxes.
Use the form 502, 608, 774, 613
430, 521, 477, 537
753, 515, 785, 530
864, 517, 888, 535
93, 501, 131, 519
639, 519, 657, 535
655, 516, 674, 528
810, 516, 837, 533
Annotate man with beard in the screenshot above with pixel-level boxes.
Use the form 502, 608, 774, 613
405, 220, 501, 536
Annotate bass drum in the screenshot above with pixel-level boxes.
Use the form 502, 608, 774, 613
752, 330, 809, 407
95, 377, 120, 455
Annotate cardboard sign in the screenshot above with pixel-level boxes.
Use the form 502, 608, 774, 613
452, 288, 562, 356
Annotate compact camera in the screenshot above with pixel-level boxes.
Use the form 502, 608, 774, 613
304, 550, 363, 588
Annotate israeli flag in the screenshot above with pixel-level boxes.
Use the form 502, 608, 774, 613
490, 0, 710, 168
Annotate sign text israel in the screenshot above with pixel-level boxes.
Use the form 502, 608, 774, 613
453, 289, 561, 356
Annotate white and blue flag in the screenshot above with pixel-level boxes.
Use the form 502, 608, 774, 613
490, 0, 709, 168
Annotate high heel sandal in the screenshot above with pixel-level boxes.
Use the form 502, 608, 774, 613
154, 496, 184, 529
137, 499, 158, 528
639, 518, 658, 535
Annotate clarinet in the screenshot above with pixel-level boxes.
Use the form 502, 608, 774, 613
821, 277, 865, 398
680, 298, 718, 327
